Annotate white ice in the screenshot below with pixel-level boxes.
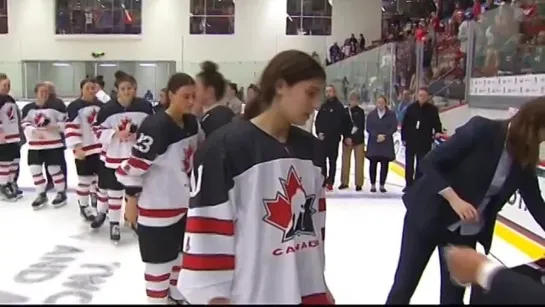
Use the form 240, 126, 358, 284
0, 145, 523, 304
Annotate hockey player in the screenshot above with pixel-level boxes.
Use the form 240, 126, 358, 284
65, 78, 103, 221
91, 73, 153, 242
0, 94, 22, 200
195, 61, 235, 137
178, 50, 334, 304
116, 73, 201, 304
21, 83, 68, 209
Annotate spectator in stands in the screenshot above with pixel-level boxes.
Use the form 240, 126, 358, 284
154, 88, 168, 113
349, 34, 358, 55
143, 89, 154, 102
401, 87, 443, 190
315, 85, 345, 191
339, 90, 366, 191
342, 39, 352, 59
225, 82, 243, 115
366, 95, 398, 193
329, 42, 342, 63
359, 33, 366, 51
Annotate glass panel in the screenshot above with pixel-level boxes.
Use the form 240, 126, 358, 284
287, 0, 331, 35
55, 0, 142, 35
325, 43, 396, 113
0, 0, 7, 34
39, 62, 86, 98
23, 62, 40, 99
287, 0, 302, 16
189, 0, 234, 35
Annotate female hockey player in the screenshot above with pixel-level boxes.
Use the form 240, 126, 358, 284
0, 94, 22, 200
178, 50, 334, 305
0, 74, 23, 199
116, 73, 201, 304
65, 78, 103, 221
21, 83, 68, 209
195, 61, 235, 137
91, 72, 153, 243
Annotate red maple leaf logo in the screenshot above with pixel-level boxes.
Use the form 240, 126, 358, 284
263, 166, 316, 242
117, 117, 131, 131
6, 106, 14, 121
182, 146, 195, 174
87, 109, 98, 125
34, 113, 47, 127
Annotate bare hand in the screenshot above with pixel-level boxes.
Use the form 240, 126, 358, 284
344, 138, 352, 146
74, 147, 86, 160
445, 245, 488, 285
377, 134, 386, 143
318, 133, 325, 140
124, 196, 138, 225
449, 198, 478, 222
117, 129, 130, 140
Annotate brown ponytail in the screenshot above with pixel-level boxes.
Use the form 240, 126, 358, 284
242, 95, 264, 120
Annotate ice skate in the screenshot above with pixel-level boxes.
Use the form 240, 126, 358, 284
51, 191, 67, 208
90, 212, 107, 229
8, 182, 23, 199
31, 192, 48, 210
0, 184, 17, 201
110, 222, 121, 243
79, 201, 96, 222
168, 296, 188, 305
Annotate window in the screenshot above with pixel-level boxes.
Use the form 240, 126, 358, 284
0, 0, 7, 34
189, 0, 235, 35
55, 0, 142, 35
286, 0, 332, 36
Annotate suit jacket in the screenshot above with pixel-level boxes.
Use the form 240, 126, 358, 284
403, 116, 545, 253
479, 268, 545, 304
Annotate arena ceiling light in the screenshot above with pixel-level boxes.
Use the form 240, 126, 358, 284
52, 63, 71, 67
98, 63, 118, 67
139, 63, 157, 67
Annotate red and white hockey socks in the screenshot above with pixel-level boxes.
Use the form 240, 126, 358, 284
107, 189, 123, 223
76, 176, 93, 207
96, 188, 108, 214
46, 165, 66, 192
144, 262, 172, 304
0, 161, 10, 185
29, 164, 47, 193
9, 158, 19, 183
169, 254, 184, 301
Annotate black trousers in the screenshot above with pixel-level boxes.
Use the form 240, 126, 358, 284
322, 139, 340, 185
368, 157, 390, 186
386, 217, 478, 305
404, 146, 430, 187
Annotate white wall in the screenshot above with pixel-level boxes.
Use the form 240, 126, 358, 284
0, 0, 382, 94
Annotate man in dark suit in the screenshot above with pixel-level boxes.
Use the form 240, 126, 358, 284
400, 87, 443, 190
446, 246, 545, 304
386, 110, 545, 305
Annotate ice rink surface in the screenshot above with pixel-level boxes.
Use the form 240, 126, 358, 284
0, 146, 520, 304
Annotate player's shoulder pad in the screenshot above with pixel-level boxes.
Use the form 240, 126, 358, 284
0, 94, 15, 109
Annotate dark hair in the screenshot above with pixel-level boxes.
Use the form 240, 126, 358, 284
197, 61, 226, 101
418, 87, 429, 93
228, 82, 238, 94
506, 97, 545, 168
248, 83, 260, 94
80, 78, 96, 89
0, 73, 7, 81
114, 70, 136, 89
95, 75, 105, 88
243, 50, 326, 120
160, 88, 167, 93
165, 73, 195, 105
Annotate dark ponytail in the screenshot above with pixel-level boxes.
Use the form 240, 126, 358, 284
242, 94, 264, 120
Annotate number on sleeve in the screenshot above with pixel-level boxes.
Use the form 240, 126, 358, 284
134, 133, 154, 153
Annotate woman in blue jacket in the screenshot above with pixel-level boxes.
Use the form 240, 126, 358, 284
386, 97, 545, 305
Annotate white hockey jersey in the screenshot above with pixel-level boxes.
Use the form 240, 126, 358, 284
93, 98, 153, 169
65, 98, 103, 156
178, 121, 329, 305
116, 112, 202, 227
21, 99, 67, 150
0, 95, 22, 144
